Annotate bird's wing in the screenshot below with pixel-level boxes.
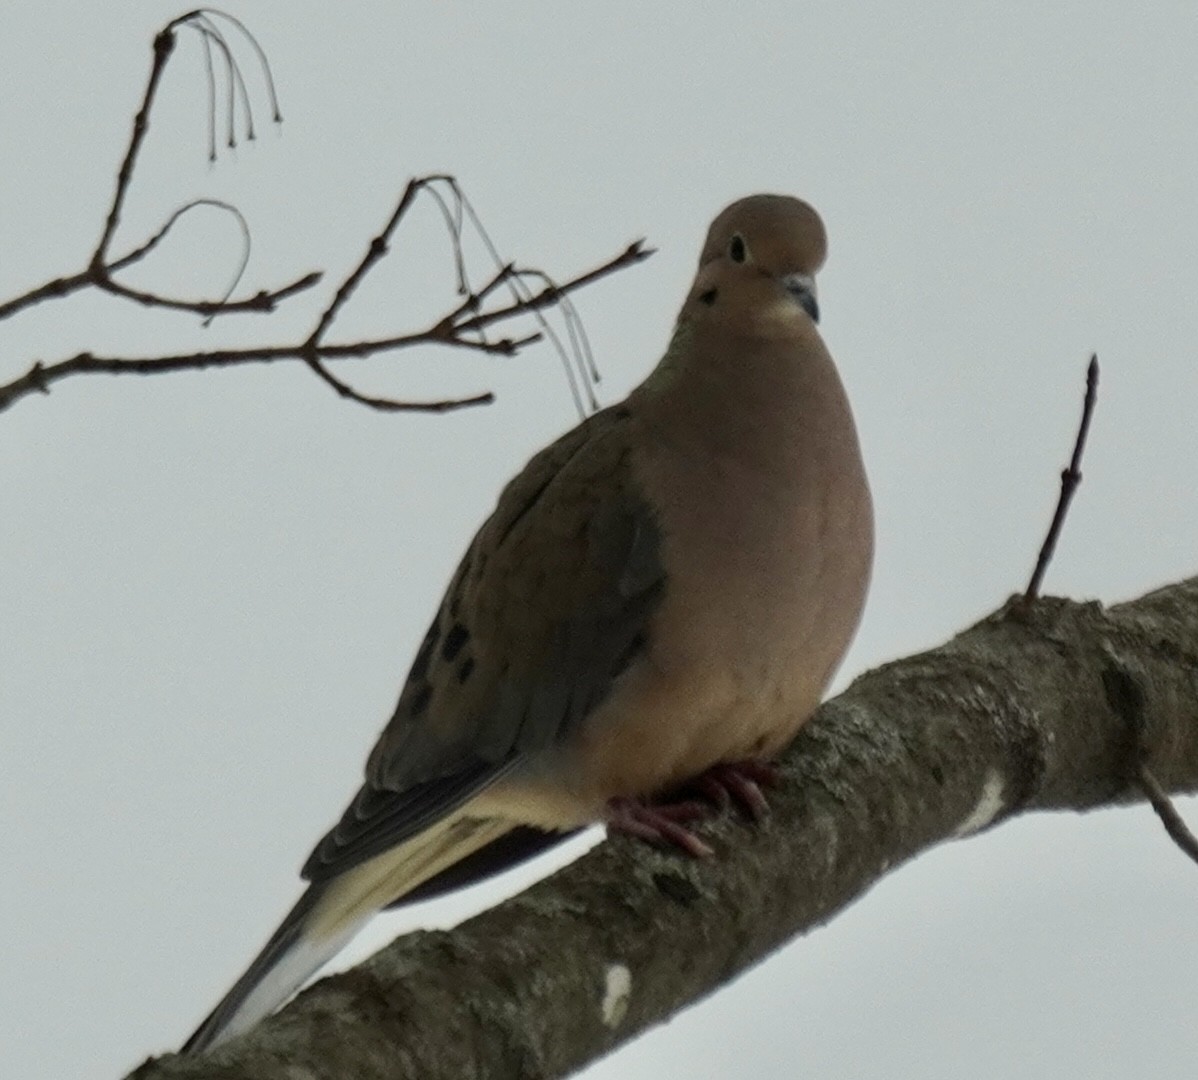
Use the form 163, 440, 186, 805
301, 402, 665, 884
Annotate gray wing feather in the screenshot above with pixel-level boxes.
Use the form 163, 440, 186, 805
302, 403, 665, 887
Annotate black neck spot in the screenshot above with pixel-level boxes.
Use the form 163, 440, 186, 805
698, 288, 718, 306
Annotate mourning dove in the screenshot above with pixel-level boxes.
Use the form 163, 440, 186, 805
182, 194, 873, 1053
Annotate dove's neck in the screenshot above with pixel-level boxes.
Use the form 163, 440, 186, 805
634, 318, 856, 470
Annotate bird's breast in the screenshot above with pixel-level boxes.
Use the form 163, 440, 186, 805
538, 397, 872, 817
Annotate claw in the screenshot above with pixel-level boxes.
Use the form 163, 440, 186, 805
606, 797, 714, 857
688, 760, 781, 821
605, 760, 782, 857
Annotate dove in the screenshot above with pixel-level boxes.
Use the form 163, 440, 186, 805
182, 194, 873, 1053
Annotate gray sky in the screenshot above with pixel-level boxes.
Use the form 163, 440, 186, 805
2, 3, 1196, 1078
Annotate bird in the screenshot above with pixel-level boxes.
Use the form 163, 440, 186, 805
182, 193, 874, 1054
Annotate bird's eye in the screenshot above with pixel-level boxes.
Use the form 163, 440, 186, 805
728, 234, 747, 263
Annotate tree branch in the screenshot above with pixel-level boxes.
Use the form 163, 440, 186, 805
0, 13, 653, 418
0, 240, 648, 416
128, 576, 1198, 1080
0, 15, 313, 326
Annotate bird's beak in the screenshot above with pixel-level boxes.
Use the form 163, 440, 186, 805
783, 273, 819, 323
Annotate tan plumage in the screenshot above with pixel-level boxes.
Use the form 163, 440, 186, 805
182, 194, 873, 1054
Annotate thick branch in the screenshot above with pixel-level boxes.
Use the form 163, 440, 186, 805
128, 576, 1198, 1080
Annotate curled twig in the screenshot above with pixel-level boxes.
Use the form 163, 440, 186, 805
290, 172, 649, 413
1024, 354, 1100, 599
0, 239, 650, 415
0, 14, 312, 326
313, 175, 616, 419
452, 183, 604, 417
0, 15, 652, 417
97, 200, 252, 325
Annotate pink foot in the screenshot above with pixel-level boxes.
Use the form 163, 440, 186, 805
606, 796, 714, 857
687, 760, 781, 821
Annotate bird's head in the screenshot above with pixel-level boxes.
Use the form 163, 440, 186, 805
684, 194, 827, 337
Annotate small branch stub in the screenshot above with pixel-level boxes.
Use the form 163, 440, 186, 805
1019, 357, 1198, 868
1024, 354, 1100, 600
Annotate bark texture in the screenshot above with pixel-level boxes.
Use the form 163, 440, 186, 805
129, 578, 1198, 1080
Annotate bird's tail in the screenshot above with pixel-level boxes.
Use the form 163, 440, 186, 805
182, 811, 513, 1054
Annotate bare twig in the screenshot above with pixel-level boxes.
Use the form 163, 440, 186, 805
298, 175, 651, 418
0, 16, 314, 326
0, 262, 320, 323
439, 261, 519, 325
450, 184, 612, 417
0, 15, 652, 418
93, 273, 323, 318
0, 241, 649, 415
0, 200, 321, 323
1024, 354, 1100, 599
509, 265, 601, 412
90, 23, 177, 268
307, 176, 454, 346
1135, 763, 1198, 865
300, 355, 494, 414
110, 201, 241, 276
454, 241, 652, 338
196, 10, 283, 124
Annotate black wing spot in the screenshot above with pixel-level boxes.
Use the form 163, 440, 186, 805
441, 622, 470, 662
409, 623, 440, 682
409, 684, 433, 718
456, 656, 476, 684
698, 288, 718, 306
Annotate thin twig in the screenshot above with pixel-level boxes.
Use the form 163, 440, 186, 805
290, 177, 646, 413
454, 241, 652, 337
436, 262, 518, 328
512, 265, 601, 410
300, 353, 493, 413
197, 9, 283, 123
419, 332, 542, 357
451, 180, 608, 418
307, 175, 454, 346
107, 199, 249, 275
94, 274, 322, 317
0, 242, 644, 415
0, 272, 94, 321
108, 197, 254, 324
1135, 763, 1198, 865
1024, 354, 1100, 599
0, 22, 315, 326
90, 25, 178, 268
0, 16, 652, 418
0, 267, 320, 323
